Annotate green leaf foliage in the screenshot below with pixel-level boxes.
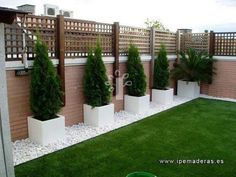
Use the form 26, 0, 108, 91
126, 44, 147, 96
30, 38, 63, 121
153, 44, 170, 90
83, 41, 111, 107
171, 48, 216, 84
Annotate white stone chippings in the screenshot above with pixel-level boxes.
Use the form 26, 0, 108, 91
13, 96, 194, 166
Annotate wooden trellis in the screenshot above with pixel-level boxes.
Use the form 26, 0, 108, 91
4, 15, 56, 61
155, 30, 176, 54
119, 25, 151, 56
180, 33, 209, 53
64, 19, 114, 57
214, 32, 236, 56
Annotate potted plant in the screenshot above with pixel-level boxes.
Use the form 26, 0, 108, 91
83, 41, 114, 127
28, 38, 64, 146
171, 48, 215, 98
124, 44, 149, 114
152, 44, 173, 104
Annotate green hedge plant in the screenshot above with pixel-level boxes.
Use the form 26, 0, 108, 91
83, 41, 111, 107
126, 44, 147, 96
153, 44, 169, 90
30, 38, 63, 121
171, 48, 215, 84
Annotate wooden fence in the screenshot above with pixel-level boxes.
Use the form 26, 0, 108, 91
213, 32, 236, 56
180, 32, 209, 53
64, 18, 114, 57
180, 31, 236, 56
4, 14, 236, 62
5, 15, 57, 61
4, 14, 177, 61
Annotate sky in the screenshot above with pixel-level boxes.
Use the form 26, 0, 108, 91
1, 0, 236, 32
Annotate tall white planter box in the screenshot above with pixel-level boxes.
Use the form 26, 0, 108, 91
152, 88, 173, 104
124, 94, 150, 114
28, 115, 65, 146
177, 80, 200, 98
83, 103, 114, 127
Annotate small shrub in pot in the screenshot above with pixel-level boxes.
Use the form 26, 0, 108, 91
30, 38, 63, 121
83, 40, 114, 127
126, 44, 147, 96
153, 44, 169, 90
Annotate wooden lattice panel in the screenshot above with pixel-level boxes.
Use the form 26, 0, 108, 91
214, 32, 236, 56
64, 19, 113, 57
5, 15, 56, 61
155, 30, 176, 54
119, 26, 150, 56
180, 33, 209, 53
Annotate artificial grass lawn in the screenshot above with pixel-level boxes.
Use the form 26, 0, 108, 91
15, 98, 236, 177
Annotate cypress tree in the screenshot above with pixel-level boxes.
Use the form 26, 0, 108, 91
126, 44, 147, 96
153, 44, 170, 90
83, 41, 111, 107
30, 38, 63, 121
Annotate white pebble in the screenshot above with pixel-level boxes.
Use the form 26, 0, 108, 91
13, 96, 211, 166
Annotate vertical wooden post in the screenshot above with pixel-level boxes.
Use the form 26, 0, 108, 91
0, 23, 15, 177
56, 15, 66, 105
174, 30, 181, 95
176, 30, 181, 60
209, 30, 215, 56
150, 27, 155, 92
113, 22, 119, 96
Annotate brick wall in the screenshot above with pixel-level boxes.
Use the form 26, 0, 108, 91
201, 60, 236, 99
8, 58, 236, 141
9, 58, 236, 141
7, 71, 31, 140
7, 61, 151, 141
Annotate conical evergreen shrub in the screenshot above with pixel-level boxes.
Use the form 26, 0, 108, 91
153, 44, 170, 90
126, 44, 147, 96
30, 38, 63, 121
83, 41, 111, 107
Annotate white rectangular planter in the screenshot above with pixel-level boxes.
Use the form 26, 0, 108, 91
83, 103, 114, 127
28, 115, 65, 146
177, 80, 200, 98
152, 88, 173, 104
124, 94, 150, 114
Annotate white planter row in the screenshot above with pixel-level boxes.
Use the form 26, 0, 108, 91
27, 80, 200, 146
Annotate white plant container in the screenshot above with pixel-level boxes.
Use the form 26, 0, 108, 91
28, 115, 65, 146
177, 80, 200, 98
152, 88, 174, 104
124, 94, 150, 114
83, 103, 114, 127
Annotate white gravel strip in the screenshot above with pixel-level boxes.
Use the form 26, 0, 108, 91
12, 96, 193, 166
200, 94, 236, 103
